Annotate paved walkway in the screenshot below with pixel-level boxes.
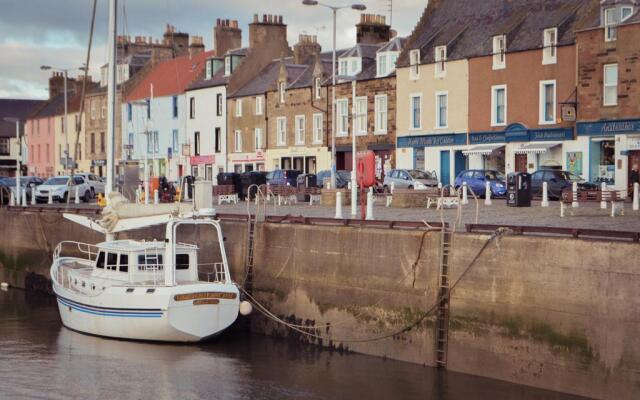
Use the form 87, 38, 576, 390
215, 198, 640, 232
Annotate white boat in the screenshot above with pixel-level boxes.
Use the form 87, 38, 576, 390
50, 211, 246, 342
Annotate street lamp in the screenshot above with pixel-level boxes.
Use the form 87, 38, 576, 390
3, 117, 21, 202
40, 65, 84, 175
337, 75, 358, 216
302, 0, 366, 189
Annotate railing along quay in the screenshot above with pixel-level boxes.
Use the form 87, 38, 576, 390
466, 223, 640, 243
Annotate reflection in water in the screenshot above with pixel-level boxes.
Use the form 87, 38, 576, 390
0, 290, 593, 400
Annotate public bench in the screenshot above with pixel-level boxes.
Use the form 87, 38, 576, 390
560, 189, 625, 217
213, 185, 238, 205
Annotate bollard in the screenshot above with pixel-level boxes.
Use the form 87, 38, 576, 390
334, 191, 343, 219
461, 182, 469, 205
571, 181, 579, 208
366, 187, 374, 220
438, 182, 443, 190
390, 182, 395, 194
74, 187, 80, 204
21, 190, 27, 206
541, 181, 549, 207
48, 190, 53, 204
135, 188, 140, 204
9, 191, 14, 206
31, 190, 36, 205
600, 182, 607, 209
634, 182, 639, 211
153, 189, 159, 205
560, 201, 565, 217
183, 184, 190, 201
484, 181, 492, 206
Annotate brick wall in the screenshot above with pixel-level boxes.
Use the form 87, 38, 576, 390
577, 24, 640, 121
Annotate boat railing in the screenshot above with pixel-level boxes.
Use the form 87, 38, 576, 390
53, 241, 99, 262
198, 262, 226, 283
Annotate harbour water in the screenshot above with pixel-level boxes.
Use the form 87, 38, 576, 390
0, 289, 592, 400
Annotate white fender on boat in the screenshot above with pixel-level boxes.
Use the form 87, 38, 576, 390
239, 301, 253, 316
0, 282, 9, 291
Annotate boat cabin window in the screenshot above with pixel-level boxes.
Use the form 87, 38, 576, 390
119, 254, 129, 273
138, 254, 163, 271
106, 253, 118, 271
176, 254, 190, 270
96, 252, 105, 269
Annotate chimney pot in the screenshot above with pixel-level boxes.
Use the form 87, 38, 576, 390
253, 14, 258, 23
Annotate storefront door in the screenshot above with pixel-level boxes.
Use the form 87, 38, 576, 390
440, 150, 450, 185
305, 156, 317, 174
293, 157, 304, 172
515, 154, 528, 173
454, 151, 465, 178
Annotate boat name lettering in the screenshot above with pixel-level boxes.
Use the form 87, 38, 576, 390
174, 292, 237, 301
193, 299, 220, 306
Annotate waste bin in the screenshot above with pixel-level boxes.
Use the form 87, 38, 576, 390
241, 171, 267, 200
296, 174, 317, 202
216, 172, 242, 198
506, 172, 531, 207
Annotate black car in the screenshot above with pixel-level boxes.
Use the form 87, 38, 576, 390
267, 169, 301, 187
531, 170, 596, 199
315, 170, 350, 189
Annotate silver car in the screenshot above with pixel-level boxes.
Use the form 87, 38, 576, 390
76, 173, 105, 197
34, 176, 93, 203
383, 169, 439, 191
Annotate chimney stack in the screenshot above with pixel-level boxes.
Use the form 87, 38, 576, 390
214, 18, 242, 57
293, 34, 321, 65
189, 36, 205, 57
249, 14, 287, 49
356, 14, 391, 44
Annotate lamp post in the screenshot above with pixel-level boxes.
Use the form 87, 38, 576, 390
3, 117, 21, 201
336, 76, 358, 216
302, 0, 366, 189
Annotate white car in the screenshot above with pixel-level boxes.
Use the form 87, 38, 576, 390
76, 173, 105, 197
35, 176, 93, 203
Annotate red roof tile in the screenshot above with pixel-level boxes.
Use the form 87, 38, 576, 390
126, 50, 214, 102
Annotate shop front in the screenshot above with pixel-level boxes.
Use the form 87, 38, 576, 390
190, 155, 216, 181
91, 159, 107, 177
464, 132, 506, 173
335, 144, 394, 181
267, 147, 330, 174
397, 133, 467, 185
577, 118, 640, 193
228, 151, 266, 174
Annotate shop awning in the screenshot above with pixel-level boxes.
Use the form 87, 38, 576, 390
462, 144, 504, 156
513, 142, 561, 154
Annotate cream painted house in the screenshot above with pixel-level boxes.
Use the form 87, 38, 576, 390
53, 111, 90, 175
396, 58, 469, 186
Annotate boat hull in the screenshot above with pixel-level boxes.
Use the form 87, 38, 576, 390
53, 282, 240, 342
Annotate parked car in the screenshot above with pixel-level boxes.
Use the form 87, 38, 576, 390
267, 169, 301, 187
76, 173, 105, 197
531, 170, 597, 199
34, 175, 92, 203
2, 176, 44, 201
454, 169, 507, 197
383, 169, 439, 191
315, 170, 351, 189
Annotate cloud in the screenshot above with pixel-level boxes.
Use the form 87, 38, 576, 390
0, 0, 427, 99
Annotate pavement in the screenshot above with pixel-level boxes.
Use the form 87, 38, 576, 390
6, 197, 639, 232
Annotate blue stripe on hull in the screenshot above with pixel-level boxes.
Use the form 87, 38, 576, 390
56, 296, 164, 318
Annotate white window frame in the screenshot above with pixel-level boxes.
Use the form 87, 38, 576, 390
539, 80, 557, 125
234, 130, 242, 153
254, 127, 262, 150
205, 60, 212, 79
409, 93, 422, 130
235, 99, 242, 117
339, 59, 349, 76
354, 96, 367, 136
336, 98, 349, 137
295, 115, 306, 145
542, 28, 558, 65
279, 81, 286, 103
622, 6, 634, 22
409, 49, 420, 80
491, 84, 507, 127
435, 91, 448, 129
377, 53, 388, 77
312, 113, 323, 144
314, 77, 322, 100
224, 57, 231, 76
276, 117, 287, 146
604, 8, 618, 42
435, 46, 447, 77
492, 35, 506, 70
603, 64, 618, 106
374, 94, 388, 135
255, 96, 263, 115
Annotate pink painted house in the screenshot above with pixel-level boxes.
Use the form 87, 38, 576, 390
25, 95, 64, 178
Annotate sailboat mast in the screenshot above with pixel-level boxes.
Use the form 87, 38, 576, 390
105, 0, 118, 200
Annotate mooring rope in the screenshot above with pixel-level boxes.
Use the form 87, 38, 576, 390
239, 228, 510, 343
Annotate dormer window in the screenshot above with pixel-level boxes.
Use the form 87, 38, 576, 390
338, 57, 361, 77
435, 46, 447, 77
543, 28, 557, 65
339, 59, 348, 76
622, 6, 634, 21
314, 77, 321, 100
409, 49, 420, 80
377, 53, 388, 77
492, 35, 506, 70
224, 56, 231, 76
205, 60, 212, 79
605, 8, 618, 41
279, 81, 286, 104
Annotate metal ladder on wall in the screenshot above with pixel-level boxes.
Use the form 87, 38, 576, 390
244, 185, 268, 294
435, 227, 452, 368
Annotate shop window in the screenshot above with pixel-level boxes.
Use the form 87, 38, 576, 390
590, 140, 615, 185
414, 148, 425, 170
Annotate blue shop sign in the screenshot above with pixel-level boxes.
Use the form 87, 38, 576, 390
469, 132, 505, 144
529, 128, 573, 141
504, 123, 528, 142
577, 119, 640, 136
471, 124, 573, 144
397, 133, 467, 148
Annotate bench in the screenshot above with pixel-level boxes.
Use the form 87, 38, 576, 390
560, 189, 625, 217
270, 185, 298, 205
213, 185, 238, 205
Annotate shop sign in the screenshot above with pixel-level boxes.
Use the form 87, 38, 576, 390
628, 136, 640, 150
190, 155, 215, 165
397, 133, 467, 148
504, 123, 528, 142
469, 132, 505, 145
577, 119, 640, 136
91, 159, 107, 167
529, 128, 573, 142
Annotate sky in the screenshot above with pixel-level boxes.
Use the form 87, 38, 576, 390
0, 0, 426, 100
